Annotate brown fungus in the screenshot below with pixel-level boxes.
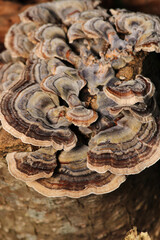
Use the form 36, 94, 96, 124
110, 9, 160, 53
87, 113, 160, 175
0, 0, 160, 198
41, 65, 98, 126
0, 60, 25, 92
26, 145, 126, 198
19, 0, 96, 26
0, 61, 77, 151
6, 147, 57, 182
104, 75, 155, 106
4, 22, 36, 58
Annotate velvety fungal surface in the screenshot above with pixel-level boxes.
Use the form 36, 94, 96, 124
0, 0, 160, 198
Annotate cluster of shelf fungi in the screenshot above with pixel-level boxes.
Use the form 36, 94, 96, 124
0, 0, 160, 198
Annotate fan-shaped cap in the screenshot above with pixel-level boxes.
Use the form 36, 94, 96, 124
104, 75, 155, 106
32, 24, 77, 64
19, 3, 59, 25
83, 17, 127, 51
19, 0, 95, 26
5, 22, 36, 58
68, 22, 86, 43
0, 50, 21, 63
41, 66, 86, 99
34, 24, 66, 43
0, 65, 77, 151
24, 55, 65, 84
66, 105, 98, 127
87, 113, 160, 175
67, 9, 109, 43
41, 66, 98, 126
51, 0, 96, 25
110, 9, 160, 53
0, 61, 25, 92
35, 36, 80, 67
26, 145, 126, 198
109, 98, 157, 123
6, 147, 57, 182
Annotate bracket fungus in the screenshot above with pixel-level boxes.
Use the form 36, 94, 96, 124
0, 0, 160, 198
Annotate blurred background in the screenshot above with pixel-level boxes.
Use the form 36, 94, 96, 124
102, 0, 160, 15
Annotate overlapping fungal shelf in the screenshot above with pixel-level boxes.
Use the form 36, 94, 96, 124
0, 0, 160, 198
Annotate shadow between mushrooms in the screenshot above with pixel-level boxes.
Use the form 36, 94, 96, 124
0, 0, 160, 198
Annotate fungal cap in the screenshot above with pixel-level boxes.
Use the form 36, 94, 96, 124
27, 145, 126, 198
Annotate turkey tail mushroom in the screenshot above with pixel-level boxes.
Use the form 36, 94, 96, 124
87, 113, 160, 175
110, 9, 160, 53
26, 145, 126, 198
6, 147, 57, 182
0, 0, 160, 198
